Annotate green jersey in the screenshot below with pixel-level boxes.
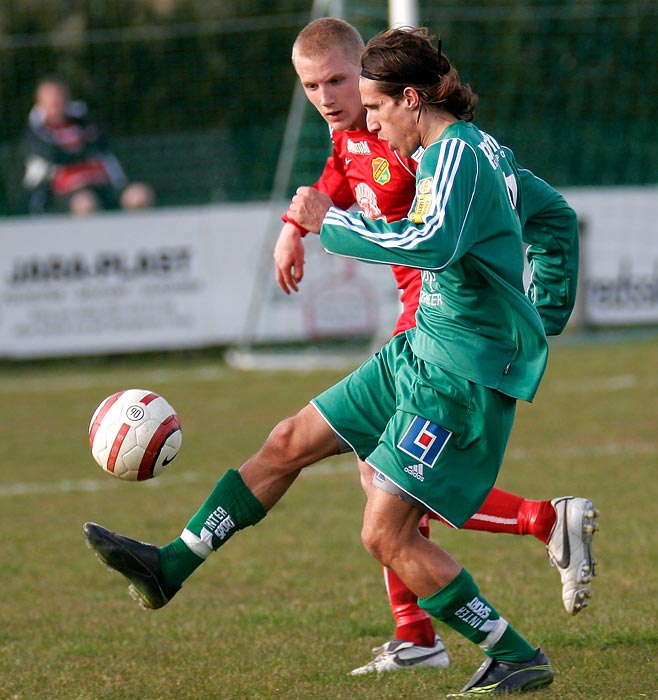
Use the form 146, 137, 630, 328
517, 165, 578, 337
320, 121, 577, 402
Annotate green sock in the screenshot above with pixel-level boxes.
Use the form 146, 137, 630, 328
418, 568, 536, 662
159, 538, 205, 587
159, 468, 267, 587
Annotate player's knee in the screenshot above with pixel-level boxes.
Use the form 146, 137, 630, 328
361, 520, 395, 567
265, 416, 305, 466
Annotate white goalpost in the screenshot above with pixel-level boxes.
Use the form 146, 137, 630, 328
226, 0, 418, 371
388, 0, 419, 28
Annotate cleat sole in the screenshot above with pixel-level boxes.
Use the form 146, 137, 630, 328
547, 497, 600, 615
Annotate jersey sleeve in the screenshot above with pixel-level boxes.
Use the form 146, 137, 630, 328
518, 166, 579, 335
313, 152, 357, 209
282, 144, 356, 235
319, 139, 478, 270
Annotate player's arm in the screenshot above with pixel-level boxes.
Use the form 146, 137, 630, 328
274, 221, 306, 295
318, 140, 477, 270
277, 147, 355, 293
518, 165, 579, 335
282, 148, 355, 235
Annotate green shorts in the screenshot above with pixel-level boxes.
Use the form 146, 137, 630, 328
311, 331, 516, 528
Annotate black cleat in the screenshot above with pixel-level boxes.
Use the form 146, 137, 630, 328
83, 522, 180, 610
447, 647, 554, 696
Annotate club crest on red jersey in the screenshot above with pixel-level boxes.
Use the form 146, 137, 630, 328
372, 157, 391, 185
397, 416, 452, 468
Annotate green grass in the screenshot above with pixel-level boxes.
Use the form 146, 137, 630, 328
1, 335, 657, 700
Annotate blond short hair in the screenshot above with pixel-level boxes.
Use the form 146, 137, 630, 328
292, 17, 364, 66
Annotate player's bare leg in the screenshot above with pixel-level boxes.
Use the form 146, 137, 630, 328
361, 486, 553, 695
351, 458, 448, 675
239, 406, 340, 509
357, 478, 599, 672
84, 405, 340, 608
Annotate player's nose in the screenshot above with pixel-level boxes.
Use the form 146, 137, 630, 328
319, 85, 335, 106
366, 114, 379, 133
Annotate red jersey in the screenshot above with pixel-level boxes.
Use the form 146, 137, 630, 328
284, 128, 421, 335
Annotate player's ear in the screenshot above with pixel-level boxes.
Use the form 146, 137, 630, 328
402, 86, 420, 111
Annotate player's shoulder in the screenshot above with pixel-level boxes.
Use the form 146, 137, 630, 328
437, 121, 496, 151
430, 121, 518, 171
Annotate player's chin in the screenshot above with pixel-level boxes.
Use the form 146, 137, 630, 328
389, 143, 410, 158
325, 114, 353, 131
330, 122, 351, 132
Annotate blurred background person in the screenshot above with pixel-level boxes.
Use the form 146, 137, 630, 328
22, 76, 154, 216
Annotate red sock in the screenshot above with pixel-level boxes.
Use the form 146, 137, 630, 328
454, 488, 556, 543
517, 498, 556, 544
383, 514, 436, 647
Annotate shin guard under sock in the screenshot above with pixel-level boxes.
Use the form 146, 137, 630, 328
418, 568, 535, 662
159, 469, 266, 586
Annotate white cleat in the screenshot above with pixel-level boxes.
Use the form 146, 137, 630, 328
350, 635, 450, 675
547, 497, 600, 615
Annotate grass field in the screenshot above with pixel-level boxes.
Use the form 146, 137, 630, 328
1, 334, 657, 700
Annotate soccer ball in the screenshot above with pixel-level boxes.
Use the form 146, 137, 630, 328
89, 389, 182, 481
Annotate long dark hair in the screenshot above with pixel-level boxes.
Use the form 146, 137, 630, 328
361, 27, 477, 122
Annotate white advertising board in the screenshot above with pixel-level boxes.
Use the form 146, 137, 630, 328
0, 204, 270, 357
0, 203, 400, 358
1, 187, 656, 359
563, 186, 658, 326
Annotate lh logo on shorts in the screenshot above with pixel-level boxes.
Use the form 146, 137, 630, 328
397, 416, 452, 468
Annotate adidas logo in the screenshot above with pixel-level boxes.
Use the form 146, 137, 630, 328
404, 463, 425, 481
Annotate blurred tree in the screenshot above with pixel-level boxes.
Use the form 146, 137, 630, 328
0, 0, 656, 214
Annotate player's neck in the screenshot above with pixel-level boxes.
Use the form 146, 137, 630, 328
421, 111, 458, 147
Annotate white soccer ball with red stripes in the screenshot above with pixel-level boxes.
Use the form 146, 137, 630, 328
88, 389, 182, 481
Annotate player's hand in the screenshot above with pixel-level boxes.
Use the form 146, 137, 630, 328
274, 222, 305, 294
286, 187, 333, 233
